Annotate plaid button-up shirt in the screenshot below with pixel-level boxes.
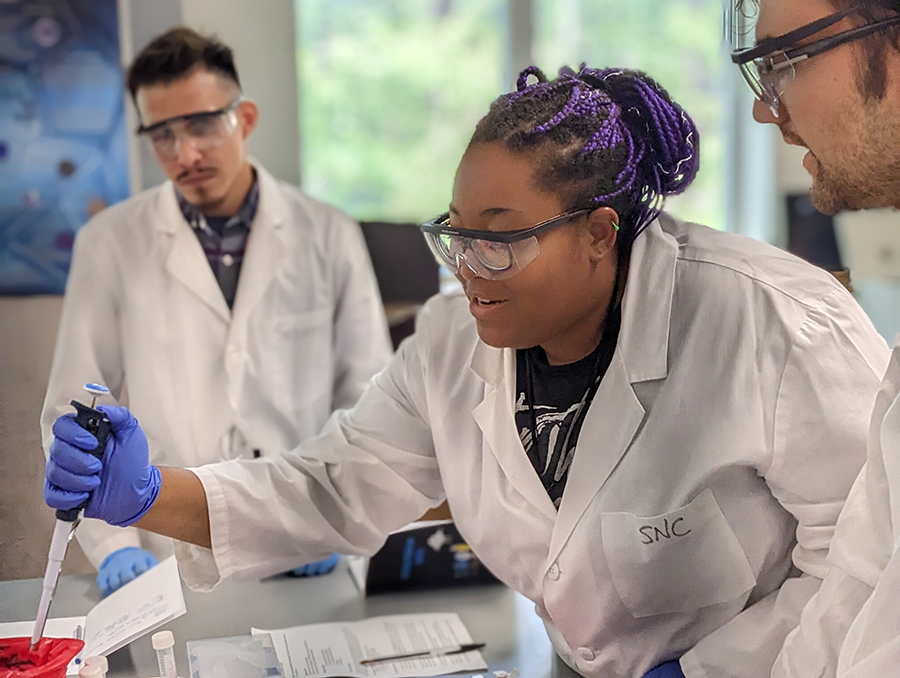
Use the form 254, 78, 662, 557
176, 175, 260, 309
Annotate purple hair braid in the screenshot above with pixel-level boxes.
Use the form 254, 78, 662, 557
532, 85, 583, 134
517, 65, 546, 91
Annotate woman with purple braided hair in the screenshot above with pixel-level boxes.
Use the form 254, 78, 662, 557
42, 67, 889, 678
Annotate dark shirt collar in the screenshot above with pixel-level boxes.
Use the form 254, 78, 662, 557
176, 169, 260, 233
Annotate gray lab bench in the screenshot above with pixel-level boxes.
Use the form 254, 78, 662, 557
0, 559, 557, 678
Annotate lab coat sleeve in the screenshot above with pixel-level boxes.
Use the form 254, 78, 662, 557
770, 469, 885, 678
39, 222, 142, 569
681, 288, 889, 678
774, 351, 900, 678
174, 332, 443, 591
327, 210, 393, 410
834, 526, 900, 676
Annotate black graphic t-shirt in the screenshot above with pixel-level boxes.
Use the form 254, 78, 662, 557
515, 311, 621, 508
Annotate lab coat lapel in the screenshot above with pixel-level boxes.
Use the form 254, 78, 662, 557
470, 343, 558, 521
230, 167, 288, 332
159, 186, 230, 323
547, 216, 678, 564
548, 351, 645, 563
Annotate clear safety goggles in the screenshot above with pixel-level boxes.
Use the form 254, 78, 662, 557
419, 208, 590, 281
136, 98, 243, 161
731, 6, 900, 117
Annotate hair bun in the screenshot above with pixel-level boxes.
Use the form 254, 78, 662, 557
516, 66, 548, 92
578, 67, 699, 198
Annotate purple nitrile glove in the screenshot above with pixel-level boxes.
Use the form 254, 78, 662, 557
97, 547, 159, 597
45, 405, 161, 527
286, 553, 340, 577
642, 660, 686, 678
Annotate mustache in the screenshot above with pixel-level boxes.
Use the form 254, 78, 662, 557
176, 167, 216, 181
781, 128, 807, 148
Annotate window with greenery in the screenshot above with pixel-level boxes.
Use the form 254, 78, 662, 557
297, 0, 505, 222
297, 0, 727, 229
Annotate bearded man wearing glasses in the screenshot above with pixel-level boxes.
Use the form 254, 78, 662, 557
39, 27, 392, 596
732, 1, 900, 676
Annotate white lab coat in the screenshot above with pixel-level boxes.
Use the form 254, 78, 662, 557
772, 346, 900, 678
41, 162, 392, 568
173, 214, 889, 678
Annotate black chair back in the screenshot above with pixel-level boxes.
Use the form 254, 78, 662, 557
359, 221, 440, 348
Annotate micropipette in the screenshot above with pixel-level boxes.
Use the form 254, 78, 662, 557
31, 383, 111, 652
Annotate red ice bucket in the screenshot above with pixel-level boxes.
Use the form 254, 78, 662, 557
0, 638, 85, 678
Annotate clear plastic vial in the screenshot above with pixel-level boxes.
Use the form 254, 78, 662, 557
152, 631, 177, 678
78, 662, 103, 678
83, 655, 108, 678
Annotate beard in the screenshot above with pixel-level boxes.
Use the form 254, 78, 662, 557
191, 194, 227, 213
808, 155, 861, 215
781, 90, 900, 213
801, 101, 900, 214
180, 183, 228, 214
809, 150, 900, 215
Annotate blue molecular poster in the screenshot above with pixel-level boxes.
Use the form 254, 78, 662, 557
0, 0, 130, 295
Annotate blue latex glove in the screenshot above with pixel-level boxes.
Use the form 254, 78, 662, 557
45, 406, 161, 527
97, 547, 159, 597
642, 660, 686, 678
286, 553, 340, 577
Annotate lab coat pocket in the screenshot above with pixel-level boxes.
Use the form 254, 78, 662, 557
274, 307, 333, 334
269, 307, 334, 408
600, 489, 756, 618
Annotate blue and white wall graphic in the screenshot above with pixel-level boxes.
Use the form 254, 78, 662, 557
0, 0, 129, 294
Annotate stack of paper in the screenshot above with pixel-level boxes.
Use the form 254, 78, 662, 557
0, 556, 186, 675
253, 613, 487, 678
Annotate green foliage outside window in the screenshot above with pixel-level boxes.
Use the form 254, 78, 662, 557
297, 0, 505, 222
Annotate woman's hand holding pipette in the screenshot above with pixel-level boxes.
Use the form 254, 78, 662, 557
45, 406, 160, 527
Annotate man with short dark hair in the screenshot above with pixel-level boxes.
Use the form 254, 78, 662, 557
41, 27, 392, 595
731, 1, 900, 675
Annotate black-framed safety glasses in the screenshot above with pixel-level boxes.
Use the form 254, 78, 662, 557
419, 208, 590, 281
731, 6, 900, 116
136, 98, 245, 160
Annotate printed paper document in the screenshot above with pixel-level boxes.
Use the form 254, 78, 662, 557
253, 612, 487, 678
